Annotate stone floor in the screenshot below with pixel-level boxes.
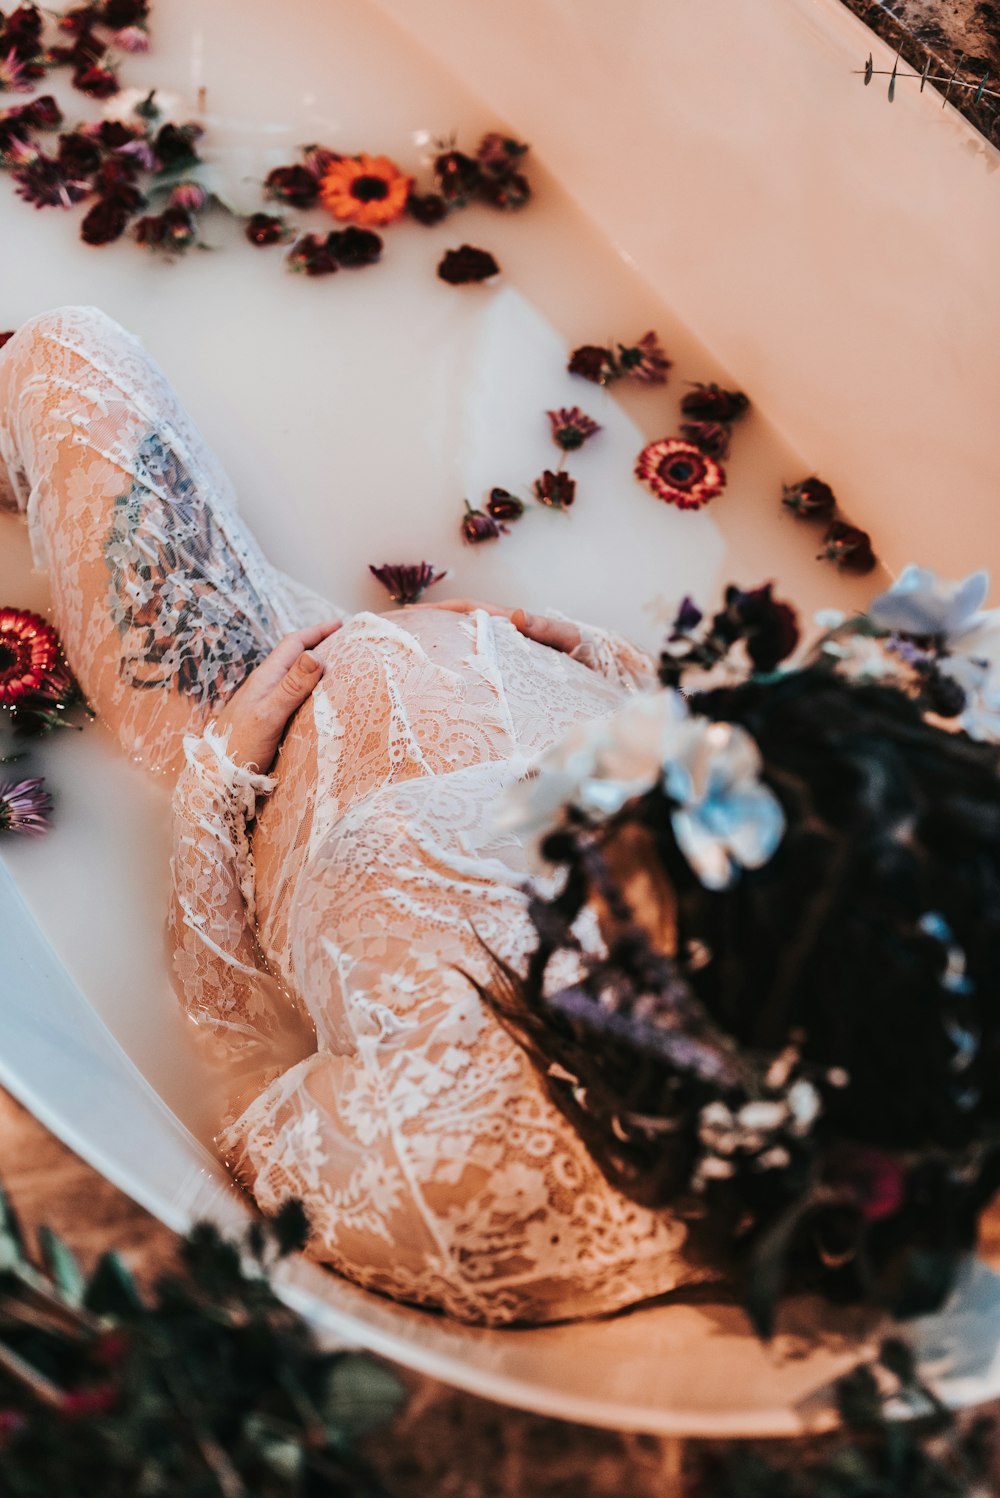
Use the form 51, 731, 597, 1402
838, 0, 1000, 149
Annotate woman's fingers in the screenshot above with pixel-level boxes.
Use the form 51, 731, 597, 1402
511, 609, 582, 654
277, 649, 323, 700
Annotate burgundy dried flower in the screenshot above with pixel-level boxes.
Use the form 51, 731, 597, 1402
0, 112, 33, 163
618, 330, 671, 385
714, 583, 800, 672
265, 162, 319, 208
486, 487, 524, 523
0, 47, 31, 91
369, 562, 448, 605
80, 194, 130, 244
98, 0, 149, 27
161, 204, 197, 250
132, 211, 165, 247
112, 23, 148, 51
437, 244, 499, 284
407, 191, 448, 226
0, 776, 53, 836
1, 131, 35, 165
113, 136, 157, 171
679, 382, 750, 422
680, 420, 731, 461
244, 211, 288, 247
0, 331, 14, 349
818, 521, 877, 574
781, 476, 837, 521
330, 224, 382, 267
462, 500, 505, 543
167, 180, 207, 214
57, 5, 98, 34
74, 63, 119, 98
433, 147, 481, 206
0, 607, 63, 704
13, 153, 90, 209
534, 469, 576, 510
4, 4, 44, 52
567, 343, 620, 386
547, 406, 601, 452
56, 129, 101, 177
19, 94, 61, 129
477, 171, 530, 211
80, 118, 137, 149
476, 131, 528, 175
152, 121, 202, 171
286, 232, 338, 276
634, 437, 725, 511
300, 143, 340, 181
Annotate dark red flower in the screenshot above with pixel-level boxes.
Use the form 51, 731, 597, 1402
714, 583, 800, 671
486, 487, 524, 523
56, 130, 101, 178
781, 476, 837, 521
437, 244, 499, 284
547, 406, 600, 452
0, 331, 14, 349
3, 5, 43, 56
80, 194, 131, 244
476, 132, 529, 175
74, 63, 119, 98
462, 501, 505, 543
18, 94, 62, 129
13, 153, 90, 209
477, 171, 530, 211
132, 211, 165, 247
330, 224, 382, 267
567, 343, 620, 385
680, 420, 731, 460
300, 143, 341, 180
407, 191, 448, 226
265, 162, 319, 208
161, 204, 196, 250
534, 469, 576, 510
818, 521, 877, 574
680, 382, 750, 422
244, 211, 288, 247
167, 180, 207, 214
634, 437, 725, 510
0, 607, 63, 705
286, 232, 338, 276
433, 148, 481, 206
617, 330, 671, 385
80, 117, 138, 149
153, 121, 203, 170
62, 1384, 118, 1418
369, 562, 448, 604
58, 5, 99, 35
98, 0, 149, 26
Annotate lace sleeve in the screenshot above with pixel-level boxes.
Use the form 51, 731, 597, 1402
542, 609, 658, 692
168, 724, 315, 1108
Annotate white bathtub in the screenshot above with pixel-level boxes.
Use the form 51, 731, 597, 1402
2, 0, 1000, 1436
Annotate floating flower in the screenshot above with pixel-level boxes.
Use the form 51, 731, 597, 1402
167, 180, 207, 214
867, 566, 1000, 646
618, 330, 671, 384
56, 129, 102, 176
407, 191, 447, 226
0, 776, 52, 837
80, 193, 130, 244
534, 469, 575, 510
152, 121, 202, 171
476, 132, 528, 175
818, 521, 877, 574
680, 383, 750, 423
369, 562, 448, 605
462, 501, 505, 543
477, 171, 530, 211
634, 437, 725, 511
319, 152, 412, 226
112, 24, 149, 52
161, 203, 196, 250
12, 152, 90, 209
714, 584, 799, 673
99, 0, 150, 26
433, 147, 481, 206
0, 607, 62, 706
18, 94, 61, 129
781, 476, 836, 520
244, 211, 289, 247
680, 420, 731, 461
670, 595, 704, 637
0, 47, 32, 92
330, 224, 382, 267
486, 487, 524, 523
264, 163, 318, 207
567, 342, 619, 385
132, 210, 165, 247
286, 232, 338, 276
300, 142, 340, 180
437, 244, 499, 284
74, 63, 119, 99
547, 407, 600, 452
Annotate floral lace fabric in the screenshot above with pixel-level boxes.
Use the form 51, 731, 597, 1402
0, 306, 701, 1324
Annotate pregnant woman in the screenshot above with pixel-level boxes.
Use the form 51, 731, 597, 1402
0, 306, 697, 1324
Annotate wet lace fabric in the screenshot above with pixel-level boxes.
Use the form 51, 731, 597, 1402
0, 306, 699, 1324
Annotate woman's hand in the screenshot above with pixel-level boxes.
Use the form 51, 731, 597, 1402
408, 598, 583, 654
213, 620, 343, 774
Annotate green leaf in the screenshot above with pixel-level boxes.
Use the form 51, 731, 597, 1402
321, 1353, 407, 1438
888, 56, 899, 103
974, 69, 989, 105
864, 53, 873, 86
83, 1252, 145, 1319
37, 1226, 86, 1306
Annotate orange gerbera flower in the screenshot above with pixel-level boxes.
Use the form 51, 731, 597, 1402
319, 153, 412, 227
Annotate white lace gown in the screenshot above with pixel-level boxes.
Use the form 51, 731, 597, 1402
0, 306, 696, 1324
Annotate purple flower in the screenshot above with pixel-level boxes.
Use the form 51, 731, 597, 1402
477, 171, 530, 211
486, 487, 524, 523
13, 153, 90, 208
547, 406, 601, 452
437, 244, 499, 284
534, 469, 576, 510
618, 330, 671, 385
300, 143, 340, 181
680, 420, 731, 461
476, 131, 528, 174
670, 595, 703, 638
462, 501, 505, 543
369, 562, 448, 605
567, 343, 620, 386
0, 776, 52, 836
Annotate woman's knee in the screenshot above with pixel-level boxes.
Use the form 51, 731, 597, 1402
3, 305, 137, 377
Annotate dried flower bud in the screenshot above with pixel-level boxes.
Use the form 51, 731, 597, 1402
547, 407, 601, 452
567, 343, 620, 385
330, 225, 382, 267
433, 147, 481, 205
437, 244, 499, 284
534, 469, 576, 510
477, 170, 531, 211
369, 562, 448, 605
286, 232, 338, 275
680, 420, 731, 461
244, 211, 288, 247
819, 521, 877, 574
167, 180, 207, 214
680, 382, 750, 422
486, 487, 524, 523
265, 163, 319, 208
782, 476, 836, 521
462, 500, 505, 543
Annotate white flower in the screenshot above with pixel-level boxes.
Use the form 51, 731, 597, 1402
868, 566, 1000, 647
821, 634, 897, 683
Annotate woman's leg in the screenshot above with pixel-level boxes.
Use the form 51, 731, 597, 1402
0, 306, 337, 777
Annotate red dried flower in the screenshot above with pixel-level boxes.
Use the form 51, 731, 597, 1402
679, 382, 750, 422
300, 143, 341, 180
152, 121, 202, 171
244, 211, 288, 247
0, 776, 52, 837
680, 420, 731, 461
477, 171, 530, 211
617, 330, 671, 385
112, 23, 148, 51
782, 476, 837, 521
19, 94, 61, 129
62, 1383, 118, 1418
162, 204, 196, 249
715, 583, 800, 672
407, 191, 448, 226
476, 132, 528, 175
57, 130, 101, 177
634, 437, 725, 511
98, 0, 149, 26
437, 245, 499, 284
0, 48, 32, 91
567, 343, 620, 385
330, 224, 382, 267
486, 487, 524, 523
818, 521, 877, 574
132, 211, 165, 247
4, 4, 44, 50
80, 194, 131, 244
74, 63, 119, 98
534, 469, 576, 510
265, 163, 319, 208
167, 180, 207, 214
433, 148, 481, 206
286, 232, 338, 276
0, 331, 14, 349
13, 153, 90, 209
462, 500, 505, 543
547, 406, 601, 452
369, 562, 448, 605
0, 607, 62, 704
